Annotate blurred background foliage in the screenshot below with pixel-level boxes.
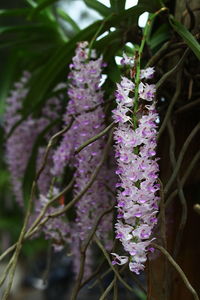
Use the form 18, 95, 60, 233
0, 0, 168, 255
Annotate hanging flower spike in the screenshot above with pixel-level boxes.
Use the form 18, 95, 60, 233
112, 53, 159, 275
4, 71, 61, 206
52, 42, 115, 278
35, 187, 71, 252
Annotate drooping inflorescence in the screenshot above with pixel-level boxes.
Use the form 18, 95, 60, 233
4, 71, 61, 206
112, 56, 160, 274
51, 42, 114, 277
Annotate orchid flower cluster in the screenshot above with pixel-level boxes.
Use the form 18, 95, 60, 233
35, 188, 71, 252
4, 44, 159, 278
4, 71, 61, 206
51, 42, 114, 276
112, 55, 159, 274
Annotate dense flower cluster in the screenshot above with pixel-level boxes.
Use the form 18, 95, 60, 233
35, 188, 71, 252
52, 42, 114, 276
4, 71, 61, 206
112, 64, 159, 274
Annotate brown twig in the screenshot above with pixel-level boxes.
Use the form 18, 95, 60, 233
166, 150, 200, 207
113, 275, 118, 300
36, 118, 74, 181
94, 235, 134, 293
158, 71, 182, 139
100, 278, 115, 300
0, 119, 75, 297
48, 131, 114, 219
80, 259, 106, 289
0, 257, 14, 287
70, 204, 115, 300
146, 41, 171, 67
0, 127, 114, 263
99, 264, 127, 300
175, 98, 200, 114
164, 122, 200, 194
156, 48, 189, 91
167, 120, 187, 258
25, 178, 75, 238
75, 122, 115, 154
152, 243, 199, 300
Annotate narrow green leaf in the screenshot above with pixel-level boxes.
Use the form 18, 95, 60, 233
169, 15, 200, 60
0, 37, 44, 49
57, 8, 80, 32
149, 23, 171, 50
83, 0, 110, 17
0, 8, 30, 16
22, 119, 59, 208
29, 0, 59, 17
0, 24, 53, 35
25, 0, 37, 8
110, 0, 125, 13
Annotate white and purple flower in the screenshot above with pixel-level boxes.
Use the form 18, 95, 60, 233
112, 60, 159, 274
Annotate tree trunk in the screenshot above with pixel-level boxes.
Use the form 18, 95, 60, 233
149, 0, 200, 299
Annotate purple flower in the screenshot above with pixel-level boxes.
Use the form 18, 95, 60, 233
52, 42, 115, 277
139, 83, 156, 101
112, 65, 159, 274
4, 71, 61, 206
140, 67, 155, 79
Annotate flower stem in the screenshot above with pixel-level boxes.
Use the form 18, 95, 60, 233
133, 7, 168, 128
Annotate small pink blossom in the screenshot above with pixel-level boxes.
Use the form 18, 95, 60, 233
139, 83, 156, 101
120, 53, 134, 66
140, 67, 155, 79
112, 63, 159, 274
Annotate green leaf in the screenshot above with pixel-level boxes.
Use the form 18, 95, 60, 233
83, 0, 111, 17
149, 23, 171, 50
0, 8, 30, 16
25, 0, 37, 8
169, 15, 200, 60
57, 8, 80, 32
29, 0, 59, 17
22, 119, 59, 208
110, 0, 126, 13
0, 23, 54, 35
0, 37, 46, 49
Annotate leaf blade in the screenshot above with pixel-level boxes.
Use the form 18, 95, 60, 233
29, 0, 59, 17
0, 8, 30, 16
57, 8, 80, 32
169, 16, 200, 60
83, 0, 111, 17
